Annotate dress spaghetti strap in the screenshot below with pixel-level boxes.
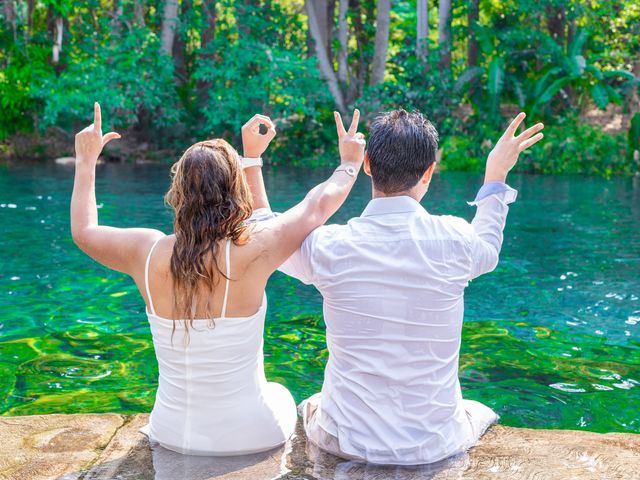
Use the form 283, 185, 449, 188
220, 239, 231, 318
145, 237, 163, 315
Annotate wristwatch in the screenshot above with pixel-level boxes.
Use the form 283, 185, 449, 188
241, 156, 263, 168
335, 165, 357, 177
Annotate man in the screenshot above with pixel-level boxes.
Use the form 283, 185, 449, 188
244, 109, 544, 465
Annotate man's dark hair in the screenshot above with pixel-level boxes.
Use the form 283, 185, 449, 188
366, 109, 439, 194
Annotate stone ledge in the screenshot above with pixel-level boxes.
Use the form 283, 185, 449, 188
0, 413, 639, 480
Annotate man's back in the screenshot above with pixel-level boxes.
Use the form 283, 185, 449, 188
281, 189, 514, 464
314, 196, 478, 463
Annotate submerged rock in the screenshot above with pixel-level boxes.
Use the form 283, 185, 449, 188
0, 413, 639, 479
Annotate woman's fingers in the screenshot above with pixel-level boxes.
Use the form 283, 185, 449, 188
506, 112, 526, 137
255, 114, 275, 129
102, 132, 121, 147
334, 111, 347, 137
348, 109, 360, 136
518, 132, 544, 152
94, 102, 102, 131
243, 114, 275, 134
516, 123, 544, 141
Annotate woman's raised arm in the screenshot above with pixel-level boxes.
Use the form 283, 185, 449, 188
248, 109, 365, 273
241, 114, 277, 211
71, 103, 163, 275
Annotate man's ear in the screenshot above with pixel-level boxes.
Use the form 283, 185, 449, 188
420, 162, 436, 184
363, 152, 372, 177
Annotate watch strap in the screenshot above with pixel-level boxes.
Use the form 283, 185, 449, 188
335, 165, 357, 177
241, 156, 263, 168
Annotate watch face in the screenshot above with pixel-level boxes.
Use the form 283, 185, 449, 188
346, 166, 356, 176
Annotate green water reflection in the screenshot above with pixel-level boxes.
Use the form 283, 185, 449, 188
0, 163, 638, 433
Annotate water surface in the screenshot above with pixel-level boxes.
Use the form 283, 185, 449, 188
0, 163, 638, 433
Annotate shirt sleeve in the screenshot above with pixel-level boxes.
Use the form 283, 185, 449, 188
277, 231, 317, 285
247, 207, 278, 224
466, 182, 518, 280
245, 208, 317, 285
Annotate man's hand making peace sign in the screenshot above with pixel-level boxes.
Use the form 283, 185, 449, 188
334, 109, 366, 170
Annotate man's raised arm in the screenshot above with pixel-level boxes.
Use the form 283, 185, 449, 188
469, 112, 544, 279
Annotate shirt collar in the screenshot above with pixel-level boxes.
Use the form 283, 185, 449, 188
361, 195, 425, 217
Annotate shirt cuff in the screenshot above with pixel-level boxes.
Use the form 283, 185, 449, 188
247, 207, 279, 223
467, 182, 518, 206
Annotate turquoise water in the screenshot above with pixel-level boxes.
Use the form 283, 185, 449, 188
0, 163, 639, 434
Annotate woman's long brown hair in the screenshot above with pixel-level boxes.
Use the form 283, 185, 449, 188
164, 139, 252, 338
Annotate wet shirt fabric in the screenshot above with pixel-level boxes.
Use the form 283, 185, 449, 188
253, 183, 516, 464
141, 239, 297, 456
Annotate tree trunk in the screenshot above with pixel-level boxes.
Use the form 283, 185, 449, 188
201, 0, 216, 49
160, 0, 180, 55
305, 0, 346, 112
52, 16, 63, 63
326, 0, 336, 63
3, 0, 17, 40
416, 0, 428, 60
27, 0, 35, 37
370, 0, 390, 85
546, 5, 565, 48
438, 0, 452, 70
197, 1, 216, 104
629, 58, 640, 114
308, 0, 334, 63
134, 1, 146, 27
111, 0, 123, 35
173, 0, 191, 83
467, 0, 479, 67
337, 0, 349, 84
351, 0, 368, 93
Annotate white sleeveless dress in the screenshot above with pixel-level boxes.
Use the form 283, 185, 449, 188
140, 238, 297, 455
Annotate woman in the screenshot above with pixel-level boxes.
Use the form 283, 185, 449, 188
71, 103, 365, 455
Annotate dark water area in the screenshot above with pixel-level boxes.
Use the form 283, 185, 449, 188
0, 162, 639, 434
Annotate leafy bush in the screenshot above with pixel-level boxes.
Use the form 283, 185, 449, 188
31, 26, 182, 142
192, 1, 332, 165
440, 116, 632, 176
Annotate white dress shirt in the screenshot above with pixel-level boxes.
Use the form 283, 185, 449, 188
254, 183, 517, 464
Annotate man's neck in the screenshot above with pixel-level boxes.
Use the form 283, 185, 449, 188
371, 188, 421, 201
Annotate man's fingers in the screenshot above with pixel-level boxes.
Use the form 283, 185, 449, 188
94, 102, 102, 131
102, 132, 121, 147
516, 122, 544, 141
355, 132, 365, 140
518, 132, 544, 152
267, 127, 276, 140
347, 109, 360, 136
506, 112, 526, 137
334, 111, 347, 137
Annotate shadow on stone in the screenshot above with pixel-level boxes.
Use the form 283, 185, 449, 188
147, 443, 284, 480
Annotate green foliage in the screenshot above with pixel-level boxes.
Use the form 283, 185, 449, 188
440, 116, 631, 176
0, 0, 638, 175
0, 46, 45, 138
191, 1, 332, 164
32, 26, 181, 137
524, 116, 629, 176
